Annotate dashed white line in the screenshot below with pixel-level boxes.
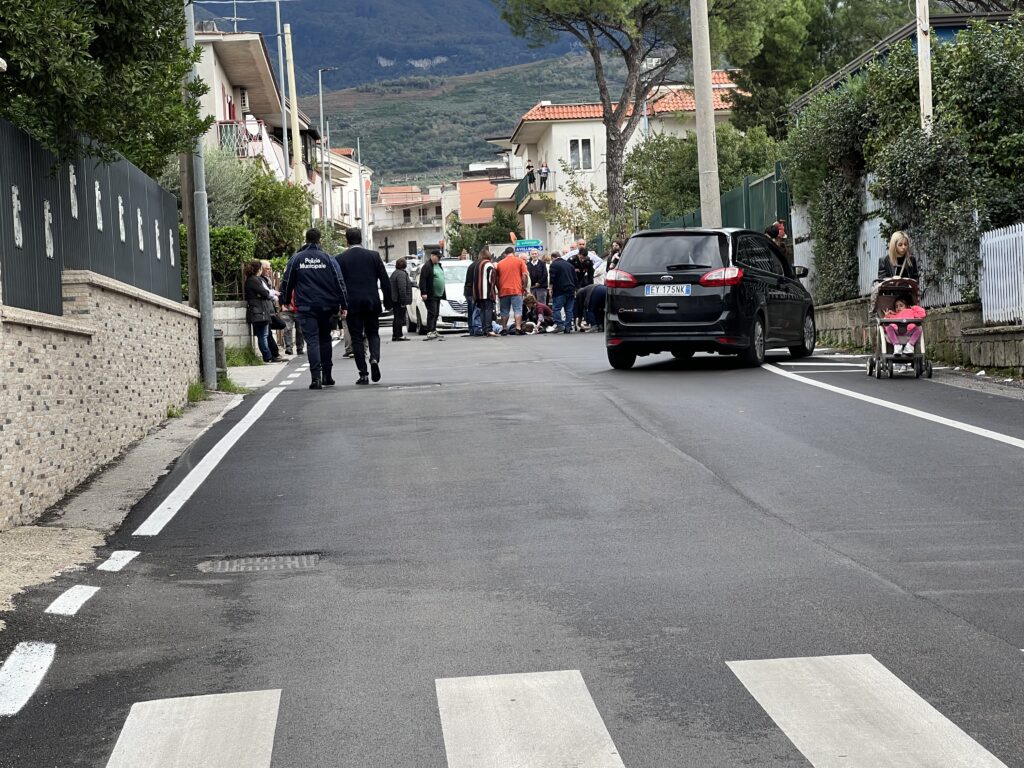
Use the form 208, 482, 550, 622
97, 551, 141, 572
45, 585, 101, 616
764, 364, 1024, 450
133, 387, 284, 536
777, 361, 863, 367
0, 642, 56, 716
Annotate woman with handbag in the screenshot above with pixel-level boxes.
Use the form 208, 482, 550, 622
244, 260, 283, 363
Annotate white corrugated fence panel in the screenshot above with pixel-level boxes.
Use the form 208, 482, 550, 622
980, 222, 1024, 325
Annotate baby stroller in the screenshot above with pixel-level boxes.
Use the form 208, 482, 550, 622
866, 277, 933, 379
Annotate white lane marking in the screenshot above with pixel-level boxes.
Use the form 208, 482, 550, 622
778, 362, 863, 367
436, 670, 626, 768
97, 551, 141, 572
44, 585, 101, 616
105, 689, 281, 768
134, 387, 284, 536
728, 654, 1007, 767
0, 642, 56, 716
764, 364, 1024, 450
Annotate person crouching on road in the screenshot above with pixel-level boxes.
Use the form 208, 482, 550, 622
418, 250, 446, 340
548, 252, 578, 333
390, 257, 414, 341
522, 293, 554, 333
281, 229, 348, 389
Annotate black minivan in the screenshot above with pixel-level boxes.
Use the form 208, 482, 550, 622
604, 228, 815, 370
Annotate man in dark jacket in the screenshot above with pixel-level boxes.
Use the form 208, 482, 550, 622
526, 250, 548, 305
548, 254, 578, 333
463, 253, 482, 336
336, 228, 392, 385
281, 229, 348, 389
389, 257, 414, 342
418, 250, 446, 340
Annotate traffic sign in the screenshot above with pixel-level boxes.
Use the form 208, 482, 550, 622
515, 239, 542, 248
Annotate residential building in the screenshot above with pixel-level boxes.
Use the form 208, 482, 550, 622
322, 148, 374, 242
492, 71, 738, 250
194, 22, 321, 200
371, 185, 445, 261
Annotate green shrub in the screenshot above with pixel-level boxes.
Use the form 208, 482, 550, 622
210, 226, 257, 299
166, 404, 184, 419
225, 345, 263, 367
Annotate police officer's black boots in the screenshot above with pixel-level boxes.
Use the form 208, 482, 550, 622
322, 368, 336, 386
309, 372, 322, 390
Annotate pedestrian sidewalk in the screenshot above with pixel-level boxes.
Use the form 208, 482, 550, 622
0, 362, 286, 634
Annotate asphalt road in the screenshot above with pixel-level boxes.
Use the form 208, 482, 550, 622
2, 333, 1023, 767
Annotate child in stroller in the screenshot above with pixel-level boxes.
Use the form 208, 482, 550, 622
867, 277, 933, 378
883, 298, 926, 355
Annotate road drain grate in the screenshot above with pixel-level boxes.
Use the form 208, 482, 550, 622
197, 554, 320, 573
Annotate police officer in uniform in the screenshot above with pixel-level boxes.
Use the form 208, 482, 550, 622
281, 229, 348, 389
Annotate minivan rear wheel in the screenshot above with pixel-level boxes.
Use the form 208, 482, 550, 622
607, 347, 637, 370
789, 312, 816, 358
740, 315, 766, 367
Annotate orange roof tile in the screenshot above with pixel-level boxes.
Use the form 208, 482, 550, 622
520, 71, 737, 123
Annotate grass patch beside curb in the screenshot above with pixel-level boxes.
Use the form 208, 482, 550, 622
186, 379, 209, 403
217, 376, 250, 394
225, 345, 264, 367
166, 404, 184, 418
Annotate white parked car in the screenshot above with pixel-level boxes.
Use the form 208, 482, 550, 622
407, 260, 471, 334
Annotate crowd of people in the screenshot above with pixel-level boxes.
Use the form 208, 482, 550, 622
447, 238, 616, 338
249, 230, 624, 389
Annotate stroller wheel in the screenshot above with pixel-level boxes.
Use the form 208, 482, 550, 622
874, 359, 883, 379
887, 360, 895, 378
866, 358, 875, 376
925, 361, 933, 378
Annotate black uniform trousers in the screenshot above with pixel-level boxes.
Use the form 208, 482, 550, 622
346, 307, 381, 374
298, 309, 336, 379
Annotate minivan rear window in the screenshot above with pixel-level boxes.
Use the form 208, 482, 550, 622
618, 233, 728, 272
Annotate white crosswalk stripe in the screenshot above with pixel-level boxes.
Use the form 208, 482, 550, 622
728, 653, 1007, 767
0, 642, 56, 716
436, 669, 626, 767
104, 689, 281, 768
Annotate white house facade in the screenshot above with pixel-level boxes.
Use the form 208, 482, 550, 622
498, 71, 738, 251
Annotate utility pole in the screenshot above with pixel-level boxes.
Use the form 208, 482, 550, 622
916, 0, 934, 134
284, 23, 302, 183
317, 66, 337, 229
690, 0, 722, 227
357, 137, 366, 244
184, 1, 217, 390
275, 0, 289, 178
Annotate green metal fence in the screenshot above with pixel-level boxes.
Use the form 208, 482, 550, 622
649, 162, 791, 236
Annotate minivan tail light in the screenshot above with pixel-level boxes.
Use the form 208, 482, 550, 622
699, 266, 743, 287
605, 269, 637, 288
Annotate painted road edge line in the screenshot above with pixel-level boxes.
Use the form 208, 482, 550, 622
45, 585, 101, 616
763, 364, 1024, 450
97, 551, 141, 572
0, 642, 56, 716
134, 387, 284, 536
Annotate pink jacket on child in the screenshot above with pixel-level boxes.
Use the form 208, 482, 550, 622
885, 305, 926, 320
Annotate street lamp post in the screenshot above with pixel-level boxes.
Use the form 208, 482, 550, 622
916, 0, 934, 134
317, 66, 337, 230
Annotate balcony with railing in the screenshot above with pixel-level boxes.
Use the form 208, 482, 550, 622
514, 171, 555, 214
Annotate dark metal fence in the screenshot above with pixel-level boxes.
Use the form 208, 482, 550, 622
0, 119, 181, 316
650, 162, 792, 238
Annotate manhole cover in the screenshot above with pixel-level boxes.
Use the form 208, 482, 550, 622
197, 554, 320, 573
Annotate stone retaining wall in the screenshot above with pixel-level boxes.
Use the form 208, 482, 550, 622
814, 298, 1020, 368
0, 271, 200, 531
213, 301, 252, 350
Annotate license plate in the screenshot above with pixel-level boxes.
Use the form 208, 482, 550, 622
644, 284, 691, 296
450, 321, 465, 328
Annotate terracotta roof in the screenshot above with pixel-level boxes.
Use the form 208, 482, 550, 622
520, 71, 737, 123
331, 147, 354, 157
